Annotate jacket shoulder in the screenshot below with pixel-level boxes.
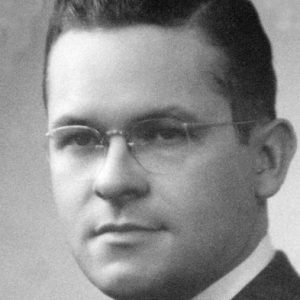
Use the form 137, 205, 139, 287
233, 251, 300, 300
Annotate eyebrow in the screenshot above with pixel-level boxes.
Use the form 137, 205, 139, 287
130, 106, 199, 123
51, 105, 200, 129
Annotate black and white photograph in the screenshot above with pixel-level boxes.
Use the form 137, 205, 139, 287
1, 1, 300, 299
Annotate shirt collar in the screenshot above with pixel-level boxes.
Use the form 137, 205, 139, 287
192, 235, 275, 300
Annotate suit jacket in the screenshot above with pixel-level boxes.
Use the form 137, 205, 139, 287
233, 251, 300, 300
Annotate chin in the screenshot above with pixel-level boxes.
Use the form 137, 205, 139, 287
92, 273, 162, 300
85, 263, 199, 300
96, 265, 160, 297
100, 282, 155, 300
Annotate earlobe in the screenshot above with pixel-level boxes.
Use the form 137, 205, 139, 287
254, 119, 297, 200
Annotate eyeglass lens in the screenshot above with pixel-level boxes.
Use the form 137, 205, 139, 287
48, 119, 191, 174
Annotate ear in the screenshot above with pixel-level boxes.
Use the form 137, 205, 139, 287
252, 119, 297, 200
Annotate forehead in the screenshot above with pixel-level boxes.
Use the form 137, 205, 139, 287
47, 25, 230, 126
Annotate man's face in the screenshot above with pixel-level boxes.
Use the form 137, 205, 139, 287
47, 26, 260, 299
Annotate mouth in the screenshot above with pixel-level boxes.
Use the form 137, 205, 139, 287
89, 222, 167, 248
94, 223, 162, 236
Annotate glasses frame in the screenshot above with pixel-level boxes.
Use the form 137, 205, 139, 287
46, 119, 257, 174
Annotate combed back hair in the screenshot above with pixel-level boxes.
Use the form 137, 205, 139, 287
43, 0, 277, 140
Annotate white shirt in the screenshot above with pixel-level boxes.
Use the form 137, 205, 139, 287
193, 236, 275, 300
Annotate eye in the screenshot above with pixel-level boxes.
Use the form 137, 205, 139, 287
52, 126, 101, 150
132, 119, 187, 147
186, 124, 210, 141
69, 131, 95, 146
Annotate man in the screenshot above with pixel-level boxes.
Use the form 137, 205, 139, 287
44, 0, 299, 299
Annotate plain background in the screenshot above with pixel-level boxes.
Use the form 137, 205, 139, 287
0, 1, 299, 299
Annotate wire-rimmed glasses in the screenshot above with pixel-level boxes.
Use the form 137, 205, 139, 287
46, 118, 256, 174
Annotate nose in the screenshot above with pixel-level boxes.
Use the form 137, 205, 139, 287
92, 136, 150, 206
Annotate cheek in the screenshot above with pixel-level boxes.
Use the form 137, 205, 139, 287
199, 152, 255, 211
154, 148, 257, 271
51, 169, 94, 259
157, 148, 256, 237
50, 158, 92, 227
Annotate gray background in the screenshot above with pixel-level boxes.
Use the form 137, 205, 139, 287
0, 1, 299, 299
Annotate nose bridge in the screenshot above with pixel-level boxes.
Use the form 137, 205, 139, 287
104, 135, 131, 169
106, 129, 125, 140
94, 134, 132, 181
92, 135, 149, 202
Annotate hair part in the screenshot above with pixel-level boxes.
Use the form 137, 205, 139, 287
43, 0, 277, 142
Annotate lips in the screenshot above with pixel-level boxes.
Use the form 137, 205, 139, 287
94, 223, 162, 236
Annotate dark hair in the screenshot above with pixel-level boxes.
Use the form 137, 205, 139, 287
43, 0, 277, 140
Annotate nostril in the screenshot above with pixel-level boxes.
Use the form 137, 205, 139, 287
93, 167, 150, 206
94, 188, 146, 207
